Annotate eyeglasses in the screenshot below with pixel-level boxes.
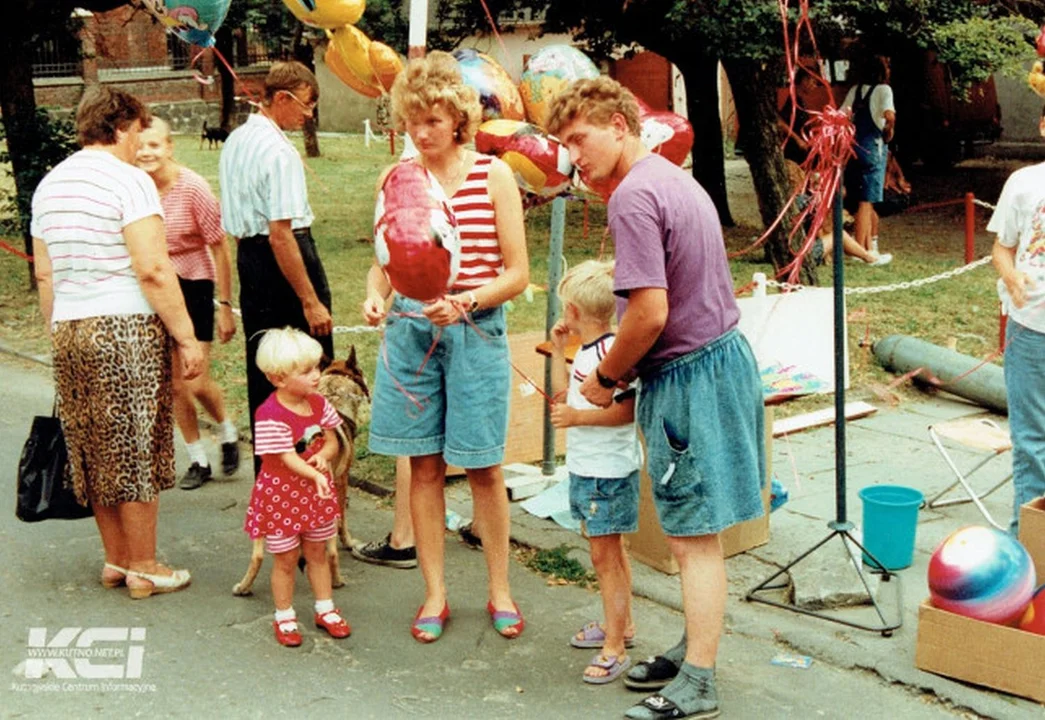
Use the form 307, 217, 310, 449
280, 90, 316, 113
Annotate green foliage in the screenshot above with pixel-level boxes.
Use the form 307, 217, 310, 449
526, 544, 597, 586
0, 109, 77, 241
932, 16, 1037, 93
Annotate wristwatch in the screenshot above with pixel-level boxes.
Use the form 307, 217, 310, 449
595, 367, 617, 389
465, 291, 479, 313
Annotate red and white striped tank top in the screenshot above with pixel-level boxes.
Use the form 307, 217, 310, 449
450, 155, 503, 291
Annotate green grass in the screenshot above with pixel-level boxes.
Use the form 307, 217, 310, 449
0, 137, 1009, 486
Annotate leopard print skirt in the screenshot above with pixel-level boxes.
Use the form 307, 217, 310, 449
52, 314, 175, 507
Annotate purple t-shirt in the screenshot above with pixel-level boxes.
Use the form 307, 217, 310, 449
610, 154, 739, 374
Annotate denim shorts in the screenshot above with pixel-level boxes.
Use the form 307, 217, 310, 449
638, 328, 766, 537
569, 470, 640, 537
368, 295, 510, 468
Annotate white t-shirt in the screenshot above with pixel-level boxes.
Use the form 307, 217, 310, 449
842, 84, 895, 131
219, 114, 314, 239
566, 334, 642, 478
987, 162, 1045, 333
30, 149, 163, 322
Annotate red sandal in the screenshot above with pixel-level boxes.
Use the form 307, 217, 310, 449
411, 602, 450, 643
487, 600, 525, 639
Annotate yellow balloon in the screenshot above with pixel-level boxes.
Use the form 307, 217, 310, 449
330, 25, 382, 94
326, 41, 380, 98
283, 0, 365, 29
369, 41, 403, 93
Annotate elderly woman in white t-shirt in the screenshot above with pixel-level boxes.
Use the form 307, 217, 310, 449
31, 86, 202, 599
842, 54, 896, 259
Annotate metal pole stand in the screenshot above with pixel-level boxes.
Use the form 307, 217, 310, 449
745, 191, 902, 637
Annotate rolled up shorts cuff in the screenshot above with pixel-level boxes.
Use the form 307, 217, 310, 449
368, 432, 445, 459
443, 443, 505, 470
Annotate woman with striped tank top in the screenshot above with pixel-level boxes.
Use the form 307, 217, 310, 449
363, 51, 530, 643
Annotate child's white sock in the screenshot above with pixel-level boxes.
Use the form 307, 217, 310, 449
314, 598, 335, 615
185, 440, 209, 468
871, 236, 880, 255
274, 607, 297, 625
221, 419, 238, 444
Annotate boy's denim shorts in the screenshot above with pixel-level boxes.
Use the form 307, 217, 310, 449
638, 328, 766, 537
569, 470, 640, 537
368, 295, 510, 469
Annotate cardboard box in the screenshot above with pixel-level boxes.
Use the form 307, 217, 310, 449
627, 408, 773, 574
915, 501, 1045, 703
1019, 497, 1045, 583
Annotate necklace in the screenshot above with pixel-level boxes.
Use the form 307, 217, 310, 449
427, 150, 467, 195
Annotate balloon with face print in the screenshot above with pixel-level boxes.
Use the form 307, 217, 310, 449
519, 44, 600, 129
282, 0, 365, 29
141, 0, 231, 47
475, 119, 572, 198
374, 162, 461, 302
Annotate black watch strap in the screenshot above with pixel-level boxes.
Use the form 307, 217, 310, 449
595, 367, 617, 389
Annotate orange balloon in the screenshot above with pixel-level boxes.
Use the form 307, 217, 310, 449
330, 25, 382, 95
369, 41, 403, 93
326, 41, 380, 98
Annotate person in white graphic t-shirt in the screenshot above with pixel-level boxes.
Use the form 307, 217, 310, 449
550, 259, 642, 686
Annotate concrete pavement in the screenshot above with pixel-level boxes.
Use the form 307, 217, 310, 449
0, 353, 1037, 719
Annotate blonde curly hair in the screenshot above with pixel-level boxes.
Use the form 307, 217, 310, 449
545, 76, 641, 139
390, 51, 482, 144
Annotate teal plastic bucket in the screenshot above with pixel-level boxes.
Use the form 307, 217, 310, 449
858, 485, 924, 570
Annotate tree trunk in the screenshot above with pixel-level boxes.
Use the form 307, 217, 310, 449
0, 32, 42, 289
723, 58, 817, 286
677, 54, 734, 227
293, 26, 321, 158
214, 26, 235, 132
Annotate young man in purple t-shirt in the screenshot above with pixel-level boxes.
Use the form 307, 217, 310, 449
548, 77, 765, 720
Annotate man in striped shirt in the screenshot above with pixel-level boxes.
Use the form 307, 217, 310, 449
219, 62, 334, 474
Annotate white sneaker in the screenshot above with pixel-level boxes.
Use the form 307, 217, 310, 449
867, 252, 893, 267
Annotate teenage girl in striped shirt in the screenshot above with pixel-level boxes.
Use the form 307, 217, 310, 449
363, 51, 529, 643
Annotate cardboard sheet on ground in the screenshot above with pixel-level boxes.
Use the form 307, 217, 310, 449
737, 287, 847, 400
519, 477, 581, 533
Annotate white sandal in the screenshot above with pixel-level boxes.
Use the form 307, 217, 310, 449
126, 566, 191, 599
101, 563, 127, 589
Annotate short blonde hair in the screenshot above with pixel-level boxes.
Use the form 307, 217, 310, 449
545, 76, 641, 138
390, 51, 482, 144
255, 327, 323, 378
558, 260, 616, 323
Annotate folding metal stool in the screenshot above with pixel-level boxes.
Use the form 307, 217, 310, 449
926, 416, 1012, 531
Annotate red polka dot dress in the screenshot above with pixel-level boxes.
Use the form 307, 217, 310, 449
244, 392, 342, 540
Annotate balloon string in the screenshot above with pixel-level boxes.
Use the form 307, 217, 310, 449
477, 0, 511, 61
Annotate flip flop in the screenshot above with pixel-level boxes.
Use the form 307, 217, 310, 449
624, 655, 680, 691
583, 653, 632, 685
570, 620, 636, 649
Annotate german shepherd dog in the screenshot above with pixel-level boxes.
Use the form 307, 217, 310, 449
200, 120, 229, 150
232, 346, 371, 596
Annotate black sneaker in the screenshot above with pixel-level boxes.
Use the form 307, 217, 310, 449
221, 442, 240, 476
350, 534, 417, 568
179, 462, 212, 490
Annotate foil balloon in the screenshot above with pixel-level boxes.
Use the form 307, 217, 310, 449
374, 162, 461, 302
326, 40, 380, 98
928, 525, 1037, 626
519, 44, 600, 129
1019, 584, 1045, 635
141, 0, 231, 47
329, 25, 382, 98
453, 49, 525, 122
282, 0, 365, 29
1038, 24, 1045, 58
474, 119, 572, 198
640, 110, 694, 166
368, 41, 403, 93
1030, 60, 1045, 99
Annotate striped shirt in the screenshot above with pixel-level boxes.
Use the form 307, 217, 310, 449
162, 167, 224, 281
30, 149, 163, 322
254, 392, 341, 456
449, 155, 503, 290
218, 114, 314, 239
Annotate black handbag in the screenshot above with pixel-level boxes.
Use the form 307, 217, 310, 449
16, 407, 92, 522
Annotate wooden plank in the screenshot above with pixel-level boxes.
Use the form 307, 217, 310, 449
772, 401, 877, 437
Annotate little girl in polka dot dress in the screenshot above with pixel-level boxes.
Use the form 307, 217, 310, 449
245, 327, 351, 647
